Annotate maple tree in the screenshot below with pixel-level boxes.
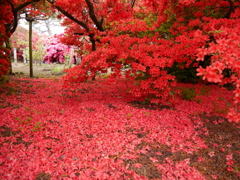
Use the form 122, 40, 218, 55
10, 25, 43, 53
10, 26, 29, 49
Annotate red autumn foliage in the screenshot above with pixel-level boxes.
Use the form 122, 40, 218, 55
0, 0, 239, 123
1, 0, 240, 179
54, 0, 240, 122
0, 0, 12, 77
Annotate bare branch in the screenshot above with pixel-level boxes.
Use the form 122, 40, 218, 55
74, 33, 84, 35
131, 0, 136, 8
46, 0, 90, 32
54, 5, 90, 32
6, 0, 14, 5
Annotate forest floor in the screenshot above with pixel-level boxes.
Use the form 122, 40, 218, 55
0, 67, 240, 179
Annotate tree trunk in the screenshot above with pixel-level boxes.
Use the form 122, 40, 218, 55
68, 46, 74, 69
13, 48, 17, 65
29, 20, 33, 78
23, 49, 27, 64
5, 39, 13, 75
90, 35, 96, 80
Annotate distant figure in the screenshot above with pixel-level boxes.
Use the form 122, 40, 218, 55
72, 56, 81, 65
73, 55, 76, 64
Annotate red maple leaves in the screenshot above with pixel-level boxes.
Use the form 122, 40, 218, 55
0, 77, 238, 179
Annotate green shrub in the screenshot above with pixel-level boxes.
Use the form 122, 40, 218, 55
0, 75, 9, 84
166, 56, 211, 83
199, 86, 211, 96
180, 87, 197, 101
167, 63, 199, 83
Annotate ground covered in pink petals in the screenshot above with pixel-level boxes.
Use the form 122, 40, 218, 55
0, 78, 239, 179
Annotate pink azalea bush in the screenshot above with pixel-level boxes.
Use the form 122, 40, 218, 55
43, 37, 69, 64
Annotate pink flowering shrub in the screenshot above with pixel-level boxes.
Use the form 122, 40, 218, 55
43, 38, 69, 64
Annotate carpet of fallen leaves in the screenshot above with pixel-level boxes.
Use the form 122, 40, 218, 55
0, 77, 239, 180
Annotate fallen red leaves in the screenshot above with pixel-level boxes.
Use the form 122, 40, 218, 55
0, 77, 239, 179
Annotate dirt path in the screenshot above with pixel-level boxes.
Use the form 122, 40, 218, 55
11, 62, 67, 78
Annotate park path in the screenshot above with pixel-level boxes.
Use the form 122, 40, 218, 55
11, 63, 66, 77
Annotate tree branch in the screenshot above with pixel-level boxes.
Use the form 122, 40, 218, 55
85, 0, 104, 32
75, 32, 102, 43
54, 5, 90, 32
74, 33, 84, 35
15, 0, 38, 12
131, 0, 136, 8
5, 0, 41, 34
6, 0, 14, 5
225, 0, 234, 18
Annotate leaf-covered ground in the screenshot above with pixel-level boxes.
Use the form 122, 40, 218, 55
0, 77, 239, 180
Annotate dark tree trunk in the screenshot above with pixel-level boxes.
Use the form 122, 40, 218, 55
5, 39, 13, 75
26, 17, 35, 78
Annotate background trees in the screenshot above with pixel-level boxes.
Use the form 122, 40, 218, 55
0, 0, 53, 76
